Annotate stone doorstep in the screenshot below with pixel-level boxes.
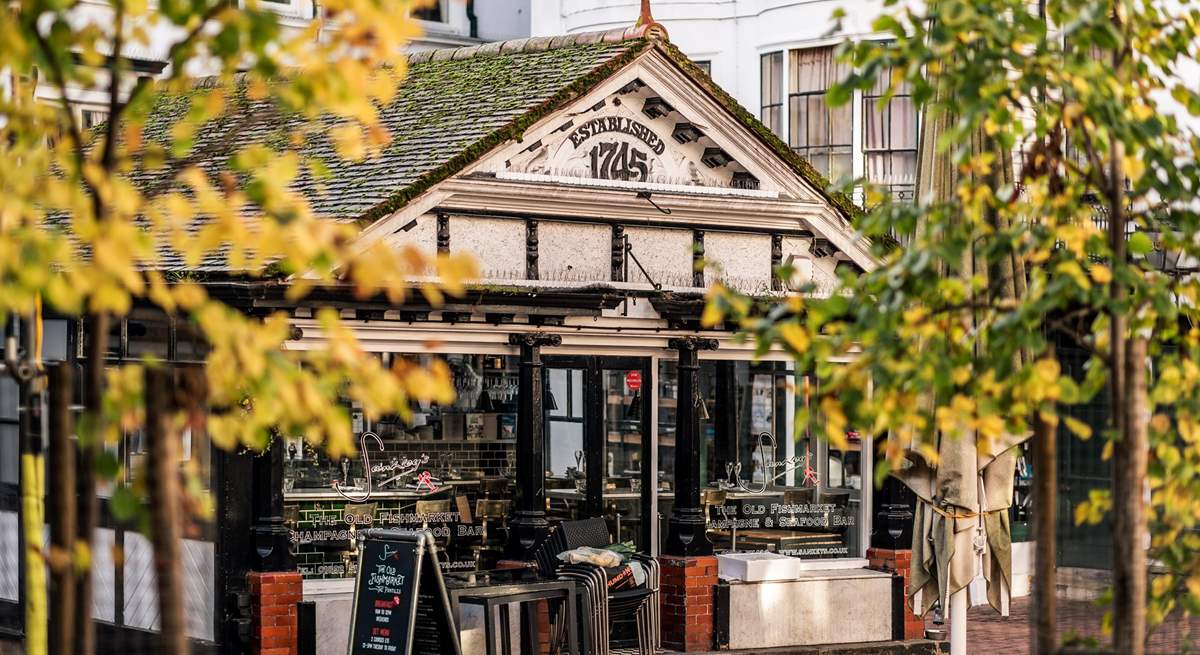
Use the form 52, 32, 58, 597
689, 639, 949, 655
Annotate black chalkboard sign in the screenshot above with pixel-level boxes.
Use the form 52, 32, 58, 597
347, 529, 461, 655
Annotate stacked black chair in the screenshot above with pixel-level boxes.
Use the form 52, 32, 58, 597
533, 518, 660, 655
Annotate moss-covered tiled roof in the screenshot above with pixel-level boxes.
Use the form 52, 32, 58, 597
133, 35, 647, 224
133, 28, 858, 228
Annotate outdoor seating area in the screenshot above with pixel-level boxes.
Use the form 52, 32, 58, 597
436, 518, 659, 655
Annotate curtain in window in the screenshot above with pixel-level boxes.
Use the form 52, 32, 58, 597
863, 68, 918, 199
788, 47, 852, 181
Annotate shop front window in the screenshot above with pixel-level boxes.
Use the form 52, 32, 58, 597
544, 358, 653, 550
658, 359, 866, 559
283, 353, 519, 579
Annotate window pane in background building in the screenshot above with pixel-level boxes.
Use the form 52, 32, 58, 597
788, 47, 853, 182
760, 52, 783, 137
80, 109, 109, 130
0, 378, 16, 485
862, 67, 918, 200
412, 0, 443, 22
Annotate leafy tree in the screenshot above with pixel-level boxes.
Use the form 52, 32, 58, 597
0, 0, 474, 653
705, 0, 1200, 653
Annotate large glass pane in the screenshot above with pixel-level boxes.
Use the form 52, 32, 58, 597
602, 368, 646, 547
545, 367, 587, 531
659, 360, 865, 560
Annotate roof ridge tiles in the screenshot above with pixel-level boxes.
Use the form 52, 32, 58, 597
406, 24, 662, 66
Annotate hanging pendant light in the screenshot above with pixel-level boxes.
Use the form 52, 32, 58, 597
624, 389, 642, 421
476, 384, 495, 412
695, 394, 710, 421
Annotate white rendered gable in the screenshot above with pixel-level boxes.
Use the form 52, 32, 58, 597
357, 47, 876, 290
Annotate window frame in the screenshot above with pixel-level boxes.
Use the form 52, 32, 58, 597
762, 41, 921, 203
411, 0, 447, 24
759, 52, 784, 138
786, 47, 854, 184
861, 75, 918, 201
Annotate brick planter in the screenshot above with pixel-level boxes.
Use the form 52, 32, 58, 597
659, 554, 717, 652
867, 547, 924, 640
249, 571, 302, 655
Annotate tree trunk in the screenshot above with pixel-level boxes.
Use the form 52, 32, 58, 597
47, 363, 76, 655
145, 366, 188, 655
1032, 392, 1057, 655
1113, 337, 1148, 655
74, 312, 108, 655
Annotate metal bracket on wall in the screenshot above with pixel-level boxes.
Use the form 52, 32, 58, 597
623, 235, 662, 291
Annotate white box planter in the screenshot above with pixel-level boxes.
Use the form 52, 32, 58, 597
717, 552, 803, 581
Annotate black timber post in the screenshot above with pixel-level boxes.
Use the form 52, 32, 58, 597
770, 234, 783, 291
251, 436, 294, 571
664, 336, 718, 556
692, 230, 705, 288
505, 332, 561, 560
611, 225, 626, 282
526, 219, 539, 281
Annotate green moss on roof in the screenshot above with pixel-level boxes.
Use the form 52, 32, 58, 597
133, 32, 861, 235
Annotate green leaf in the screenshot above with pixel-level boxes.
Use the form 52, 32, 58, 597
94, 451, 121, 480
110, 486, 140, 523
1128, 231, 1154, 256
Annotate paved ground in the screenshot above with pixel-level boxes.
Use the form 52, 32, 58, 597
950, 596, 1200, 654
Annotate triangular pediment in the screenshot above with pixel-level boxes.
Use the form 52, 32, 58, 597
500, 79, 767, 194
363, 43, 876, 275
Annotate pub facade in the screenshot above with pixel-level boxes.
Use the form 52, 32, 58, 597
267, 22, 895, 652
0, 19, 905, 655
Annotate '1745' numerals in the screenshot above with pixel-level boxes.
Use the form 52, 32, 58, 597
589, 141, 650, 181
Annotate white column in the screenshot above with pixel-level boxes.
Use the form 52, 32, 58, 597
950, 587, 968, 655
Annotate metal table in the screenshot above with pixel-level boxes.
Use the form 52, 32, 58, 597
446, 575, 579, 655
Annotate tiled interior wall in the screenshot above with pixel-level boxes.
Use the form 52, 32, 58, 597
377, 441, 516, 478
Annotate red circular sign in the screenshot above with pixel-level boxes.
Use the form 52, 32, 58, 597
625, 371, 643, 391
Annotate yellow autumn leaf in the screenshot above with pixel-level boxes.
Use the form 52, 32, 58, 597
1056, 260, 1091, 291
700, 302, 724, 328
1063, 415, 1093, 440
779, 323, 810, 353
1123, 154, 1146, 183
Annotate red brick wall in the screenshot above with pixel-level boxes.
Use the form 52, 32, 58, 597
249, 571, 302, 655
867, 547, 924, 640
658, 555, 717, 652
